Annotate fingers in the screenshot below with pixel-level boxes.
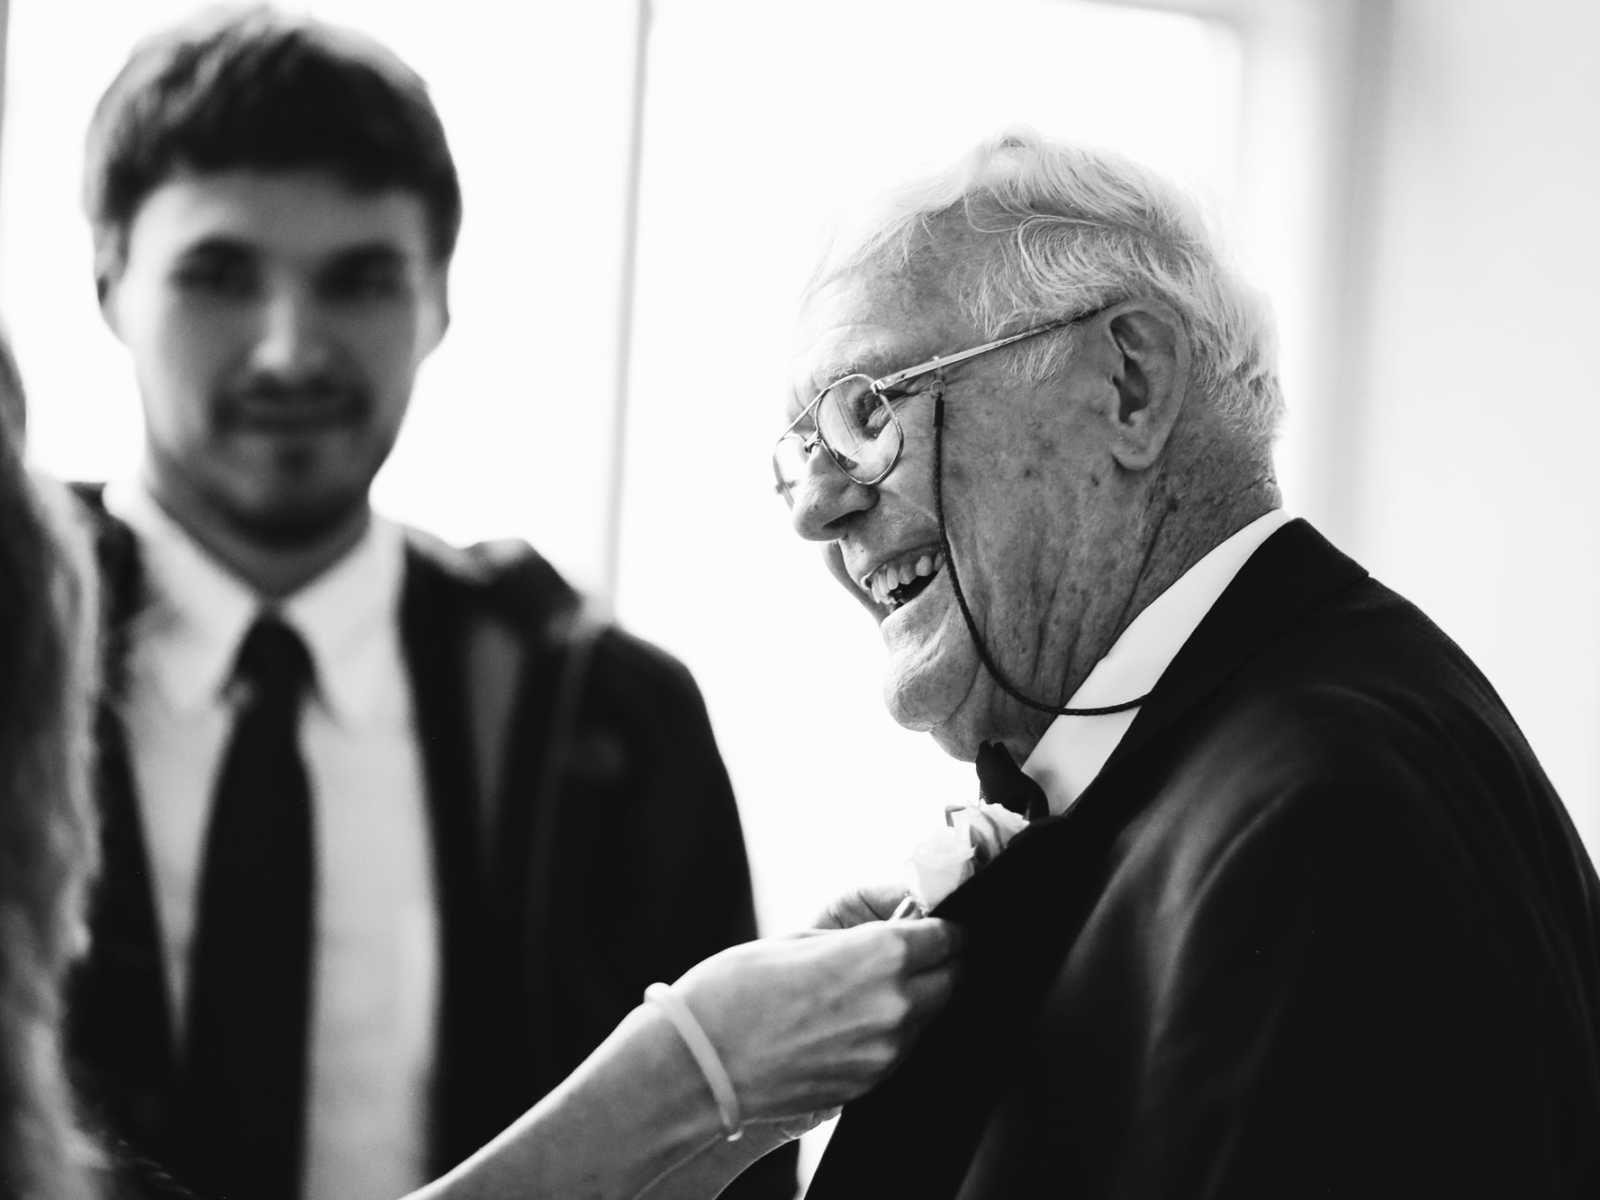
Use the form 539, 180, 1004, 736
889, 916, 962, 975
815, 882, 915, 929
857, 881, 915, 919
887, 894, 922, 921
769, 1104, 843, 1142
690, 925, 964, 1122
900, 962, 958, 1029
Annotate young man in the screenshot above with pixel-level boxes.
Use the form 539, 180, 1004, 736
65, 8, 794, 1200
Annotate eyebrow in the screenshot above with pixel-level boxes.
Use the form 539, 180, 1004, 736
810, 350, 897, 393
787, 351, 924, 426
174, 236, 256, 261
812, 340, 948, 394
172, 237, 415, 269
322, 243, 412, 271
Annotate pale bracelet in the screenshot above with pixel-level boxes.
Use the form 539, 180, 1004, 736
643, 982, 744, 1141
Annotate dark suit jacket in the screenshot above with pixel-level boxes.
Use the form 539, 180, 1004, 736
810, 519, 1600, 1199
65, 488, 796, 1199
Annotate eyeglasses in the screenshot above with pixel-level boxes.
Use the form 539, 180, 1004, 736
773, 304, 1110, 506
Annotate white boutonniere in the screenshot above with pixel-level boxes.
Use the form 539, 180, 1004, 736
904, 801, 1030, 912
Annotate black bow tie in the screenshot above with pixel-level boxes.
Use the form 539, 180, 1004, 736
975, 740, 1049, 822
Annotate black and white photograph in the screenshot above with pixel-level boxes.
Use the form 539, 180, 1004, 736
1, 2, 1596, 1197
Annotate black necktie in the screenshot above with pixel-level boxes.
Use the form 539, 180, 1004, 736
975, 740, 1049, 822
182, 616, 316, 1200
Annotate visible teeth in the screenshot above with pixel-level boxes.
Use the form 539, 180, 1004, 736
863, 549, 946, 608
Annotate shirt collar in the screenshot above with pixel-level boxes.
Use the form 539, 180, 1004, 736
281, 511, 406, 727
1023, 508, 1292, 806
104, 478, 406, 726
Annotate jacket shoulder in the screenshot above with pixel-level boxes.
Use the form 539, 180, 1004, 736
401, 526, 581, 628
401, 527, 703, 689
63, 481, 143, 622
586, 616, 707, 706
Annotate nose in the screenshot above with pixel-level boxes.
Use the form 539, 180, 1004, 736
250, 284, 333, 379
788, 449, 876, 542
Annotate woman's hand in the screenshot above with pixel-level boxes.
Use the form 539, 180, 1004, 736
669, 917, 959, 1124
812, 882, 917, 929
410, 911, 958, 1200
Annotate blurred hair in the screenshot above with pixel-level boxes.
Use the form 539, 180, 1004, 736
807, 129, 1284, 448
0, 334, 103, 1198
0, 332, 23, 439
83, 3, 462, 284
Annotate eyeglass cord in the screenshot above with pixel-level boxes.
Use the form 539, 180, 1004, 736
931, 388, 1151, 719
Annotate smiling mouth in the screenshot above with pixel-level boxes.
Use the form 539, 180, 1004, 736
235, 409, 349, 430
228, 382, 362, 423
861, 549, 946, 612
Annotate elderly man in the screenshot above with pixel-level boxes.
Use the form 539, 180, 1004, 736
778, 133, 1600, 1198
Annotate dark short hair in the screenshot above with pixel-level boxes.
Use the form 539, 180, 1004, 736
83, 4, 463, 282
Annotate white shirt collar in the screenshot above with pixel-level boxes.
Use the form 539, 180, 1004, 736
1023, 509, 1292, 811
282, 516, 407, 727
104, 478, 406, 726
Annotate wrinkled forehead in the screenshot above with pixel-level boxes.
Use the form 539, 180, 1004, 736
786, 255, 971, 421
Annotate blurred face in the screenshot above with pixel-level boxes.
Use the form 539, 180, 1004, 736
787, 257, 1130, 760
101, 168, 448, 547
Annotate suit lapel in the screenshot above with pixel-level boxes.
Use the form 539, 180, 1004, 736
807, 520, 1369, 1198
67, 493, 181, 1153
397, 543, 511, 1171
807, 809, 1111, 1197
396, 536, 584, 1168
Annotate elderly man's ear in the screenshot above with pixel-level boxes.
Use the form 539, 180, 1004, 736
1090, 300, 1191, 471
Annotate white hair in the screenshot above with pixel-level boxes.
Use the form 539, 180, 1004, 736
808, 130, 1284, 447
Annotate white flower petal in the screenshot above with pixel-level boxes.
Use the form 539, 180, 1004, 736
947, 801, 1029, 866
905, 826, 976, 909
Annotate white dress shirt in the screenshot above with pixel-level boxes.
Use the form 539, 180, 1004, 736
105, 481, 439, 1200
1023, 509, 1293, 815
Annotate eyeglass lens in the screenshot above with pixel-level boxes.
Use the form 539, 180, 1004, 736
774, 375, 902, 501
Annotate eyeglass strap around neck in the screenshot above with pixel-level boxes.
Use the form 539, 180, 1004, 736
930, 386, 1150, 719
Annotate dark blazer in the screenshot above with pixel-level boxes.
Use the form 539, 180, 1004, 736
65, 487, 796, 1199
809, 519, 1600, 1199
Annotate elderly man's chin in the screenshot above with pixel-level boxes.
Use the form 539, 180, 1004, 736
880, 618, 988, 761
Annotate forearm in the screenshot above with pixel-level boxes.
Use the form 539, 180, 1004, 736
406, 1005, 727, 1200
636, 1126, 790, 1200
